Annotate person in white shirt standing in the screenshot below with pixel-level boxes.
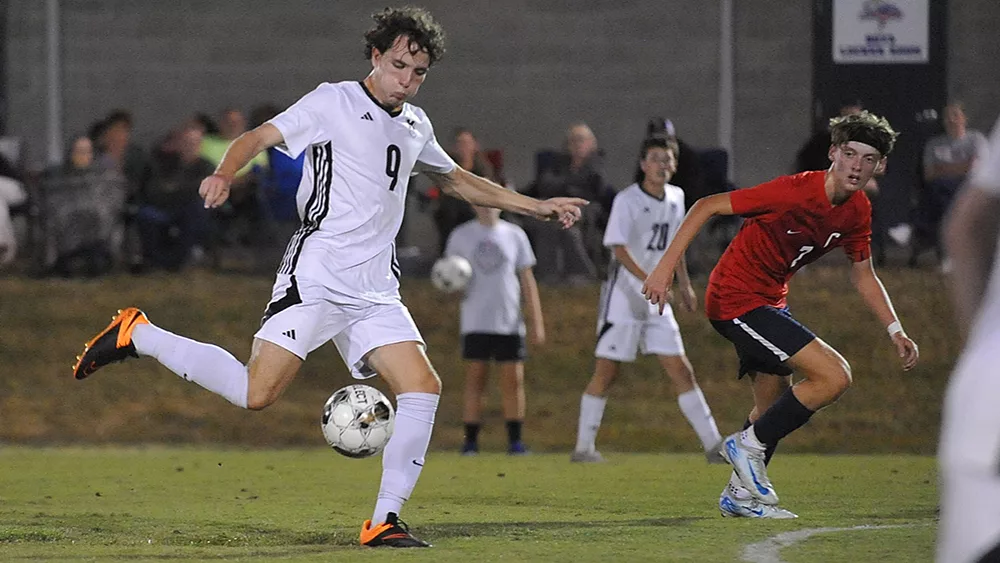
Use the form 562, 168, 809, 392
70, 7, 586, 549
445, 201, 544, 456
938, 116, 1000, 563
571, 135, 722, 464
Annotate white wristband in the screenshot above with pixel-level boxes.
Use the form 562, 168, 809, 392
887, 321, 903, 336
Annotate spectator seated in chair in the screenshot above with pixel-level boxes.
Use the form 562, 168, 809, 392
135, 124, 215, 272
40, 135, 126, 278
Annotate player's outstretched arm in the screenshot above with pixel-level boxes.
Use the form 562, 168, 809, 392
943, 187, 1000, 335
199, 123, 284, 208
642, 193, 732, 313
849, 258, 919, 370
427, 167, 587, 229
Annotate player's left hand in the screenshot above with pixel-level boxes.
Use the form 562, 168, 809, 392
892, 332, 919, 371
536, 197, 588, 229
678, 283, 698, 313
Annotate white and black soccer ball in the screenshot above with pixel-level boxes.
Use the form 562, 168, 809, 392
430, 255, 473, 293
321, 384, 395, 459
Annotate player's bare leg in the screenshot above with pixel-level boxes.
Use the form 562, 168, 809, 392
498, 361, 527, 454
572, 358, 620, 462
461, 360, 489, 454
784, 339, 852, 410
245, 339, 303, 410
360, 341, 439, 548
658, 354, 722, 461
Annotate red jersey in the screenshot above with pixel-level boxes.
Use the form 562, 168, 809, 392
705, 171, 871, 320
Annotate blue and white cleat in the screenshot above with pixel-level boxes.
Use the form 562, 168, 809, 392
720, 432, 779, 505
719, 486, 798, 519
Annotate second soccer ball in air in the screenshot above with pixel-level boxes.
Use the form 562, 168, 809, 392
430, 255, 472, 293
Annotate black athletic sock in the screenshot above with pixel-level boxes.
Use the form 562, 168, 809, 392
464, 423, 481, 445
752, 388, 814, 446
505, 420, 523, 445
743, 418, 779, 465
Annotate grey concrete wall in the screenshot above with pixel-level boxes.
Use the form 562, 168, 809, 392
4, 0, 996, 189
5, 0, 721, 189
949, 0, 1000, 132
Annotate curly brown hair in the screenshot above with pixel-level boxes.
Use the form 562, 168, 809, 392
829, 110, 899, 156
364, 6, 446, 65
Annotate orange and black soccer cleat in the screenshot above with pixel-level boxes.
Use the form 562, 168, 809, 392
72, 307, 149, 380
360, 512, 430, 548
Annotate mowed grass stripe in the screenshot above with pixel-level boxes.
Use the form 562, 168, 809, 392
0, 448, 937, 562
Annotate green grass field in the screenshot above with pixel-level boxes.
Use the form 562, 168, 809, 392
0, 448, 937, 562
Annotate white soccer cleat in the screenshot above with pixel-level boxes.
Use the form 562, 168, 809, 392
719, 486, 798, 519
720, 432, 779, 505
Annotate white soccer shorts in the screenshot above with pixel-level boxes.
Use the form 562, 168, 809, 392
938, 341, 1000, 563
594, 280, 685, 361
255, 274, 425, 379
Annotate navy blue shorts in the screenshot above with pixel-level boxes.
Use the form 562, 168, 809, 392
461, 333, 526, 362
709, 306, 816, 378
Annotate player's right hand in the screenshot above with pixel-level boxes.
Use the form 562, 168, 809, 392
642, 266, 675, 315
199, 173, 233, 208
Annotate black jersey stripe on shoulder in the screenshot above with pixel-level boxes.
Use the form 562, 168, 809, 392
279, 142, 333, 275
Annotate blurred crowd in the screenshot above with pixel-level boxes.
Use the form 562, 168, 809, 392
0, 99, 983, 280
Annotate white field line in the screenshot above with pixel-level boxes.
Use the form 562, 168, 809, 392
741, 524, 924, 563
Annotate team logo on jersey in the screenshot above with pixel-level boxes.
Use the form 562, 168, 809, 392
406, 118, 415, 127
643, 207, 651, 213
361, 112, 374, 121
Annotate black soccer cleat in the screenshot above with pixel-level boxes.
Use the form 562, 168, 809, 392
360, 512, 431, 548
72, 307, 149, 380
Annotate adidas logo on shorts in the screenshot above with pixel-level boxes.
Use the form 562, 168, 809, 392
282, 329, 297, 340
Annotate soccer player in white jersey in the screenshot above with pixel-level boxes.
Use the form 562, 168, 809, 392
70, 7, 586, 549
571, 136, 722, 464
445, 202, 544, 456
938, 116, 1000, 563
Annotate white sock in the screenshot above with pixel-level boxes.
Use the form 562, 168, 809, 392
372, 392, 438, 525
677, 387, 722, 450
131, 323, 249, 408
574, 394, 607, 453
741, 425, 766, 450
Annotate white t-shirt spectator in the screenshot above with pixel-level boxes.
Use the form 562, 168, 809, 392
445, 219, 536, 335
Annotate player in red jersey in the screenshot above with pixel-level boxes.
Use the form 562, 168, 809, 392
642, 111, 919, 518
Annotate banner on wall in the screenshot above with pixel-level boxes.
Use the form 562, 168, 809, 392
833, 0, 929, 64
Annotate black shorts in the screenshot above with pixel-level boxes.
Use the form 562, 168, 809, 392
710, 306, 816, 378
461, 333, 526, 362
